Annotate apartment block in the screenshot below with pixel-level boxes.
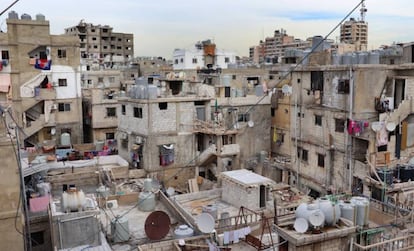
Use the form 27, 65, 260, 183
1, 12, 83, 147
65, 20, 133, 67
340, 17, 368, 51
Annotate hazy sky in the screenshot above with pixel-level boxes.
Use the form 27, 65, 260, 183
4, 0, 414, 59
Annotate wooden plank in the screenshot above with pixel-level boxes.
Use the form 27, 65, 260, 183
188, 178, 199, 193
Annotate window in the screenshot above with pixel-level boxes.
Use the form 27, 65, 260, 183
335, 118, 345, 132
58, 49, 66, 58
338, 79, 350, 94
106, 107, 116, 117
318, 154, 325, 168
232, 75, 236, 80
224, 87, 231, 97
297, 147, 308, 161
134, 107, 142, 118
311, 71, 324, 91
302, 149, 308, 161
93, 45, 98, 49
1, 50, 9, 60
192, 58, 197, 64
271, 108, 275, 117
159, 102, 168, 110
121, 105, 126, 115
297, 78, 301, 83
225, 57, 230, 63
106, 132, 115, 140
92, 37, 97, 41
238, 113, 250, 122
159, 144, 174, 166
180, 58, 183, 63
58, 78, 67, 87
315, 115, 322, 126
98, 77, 104, 83
174, 59, 178, 64
58, 103, 70, 112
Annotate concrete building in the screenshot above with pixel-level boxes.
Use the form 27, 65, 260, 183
340, 17, 368, 51
172, 39, 236, 70
0, 12, 83, 147
81, 70, 122, 145
64, 20, 134, 67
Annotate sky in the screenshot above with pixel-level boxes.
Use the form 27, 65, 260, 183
4, 0, 414, 59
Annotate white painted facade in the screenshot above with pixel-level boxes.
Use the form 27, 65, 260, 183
173, 46, 236, 70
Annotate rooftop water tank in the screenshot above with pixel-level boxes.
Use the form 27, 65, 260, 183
317, 197, 340, 226
202, 204, 218, 220
339, 201, 356, 225
21, 13, 32, 20
138, 191, 156, 212
368, 51, 380, 64
312, 36, 324, 52
147, 85, 158, 99
36, 14, 45, 21
8, 11, 18, 19
111, 216, 130, 243
174, 225, 194, 238
350, 196, 369, 226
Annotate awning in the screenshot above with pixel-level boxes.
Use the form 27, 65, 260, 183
162, 144, 174, 150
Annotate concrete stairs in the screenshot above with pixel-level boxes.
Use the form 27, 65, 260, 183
386, 97, 414, 124
197, 144, 217, 166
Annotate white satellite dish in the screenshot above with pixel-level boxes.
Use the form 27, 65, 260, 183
308, 210, 325, 227
386, 122, 396, 132
248, 120, 254, 128
281, 84, 292, 95
293, 218, 309, 233
371, 121, 383, 132
195, 213, 215, 233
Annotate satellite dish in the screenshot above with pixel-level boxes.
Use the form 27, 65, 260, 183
233, 122, 240, 129
371, 121, 383, 132
144, 211, 171, 240
248, 120, 254, 128
294, 218, 309, 233
386, 122, 396, 132
195, 213, 215, 233
281, 84, 292, 95
51, 127, 56, 135
308, 210, 325, 227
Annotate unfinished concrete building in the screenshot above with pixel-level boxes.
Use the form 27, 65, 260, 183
0, 12, 83, 147
65, 20, 134, 67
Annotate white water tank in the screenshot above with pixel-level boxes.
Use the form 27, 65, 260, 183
138, 191, 156, 212
111, 216, 130, 243
339, 201, 356, 225
202, 204, 218, 220
60, 132, 71, 146
351, 196, 370, 226
174, 225, 194, 238
317, 198, 341, 226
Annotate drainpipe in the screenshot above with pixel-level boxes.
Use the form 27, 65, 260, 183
348, 68, 354, 192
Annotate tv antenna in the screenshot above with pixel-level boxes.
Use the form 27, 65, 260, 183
360, 1, 367, 22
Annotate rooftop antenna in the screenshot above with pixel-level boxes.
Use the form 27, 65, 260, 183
360, 0, 367, 22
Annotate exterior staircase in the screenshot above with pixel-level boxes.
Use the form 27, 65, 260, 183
24, 113, 56, 138
197, 144, 217, 166
386, 97, 414, 124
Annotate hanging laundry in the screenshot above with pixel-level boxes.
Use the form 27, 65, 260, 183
377, 124, 388, 146
35, 59, 52, 70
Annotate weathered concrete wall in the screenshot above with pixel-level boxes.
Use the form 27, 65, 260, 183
0, 139, 24, 251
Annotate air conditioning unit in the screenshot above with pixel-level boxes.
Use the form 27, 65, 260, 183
106, 200, 118, 209
120, 132, 128, 140
135, 136, 142, 144
51, 104, 58, 110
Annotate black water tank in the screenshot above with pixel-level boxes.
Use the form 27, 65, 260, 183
377, 169, 393, 185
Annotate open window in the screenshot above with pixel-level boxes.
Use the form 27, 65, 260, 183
159, 144, 174, 166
